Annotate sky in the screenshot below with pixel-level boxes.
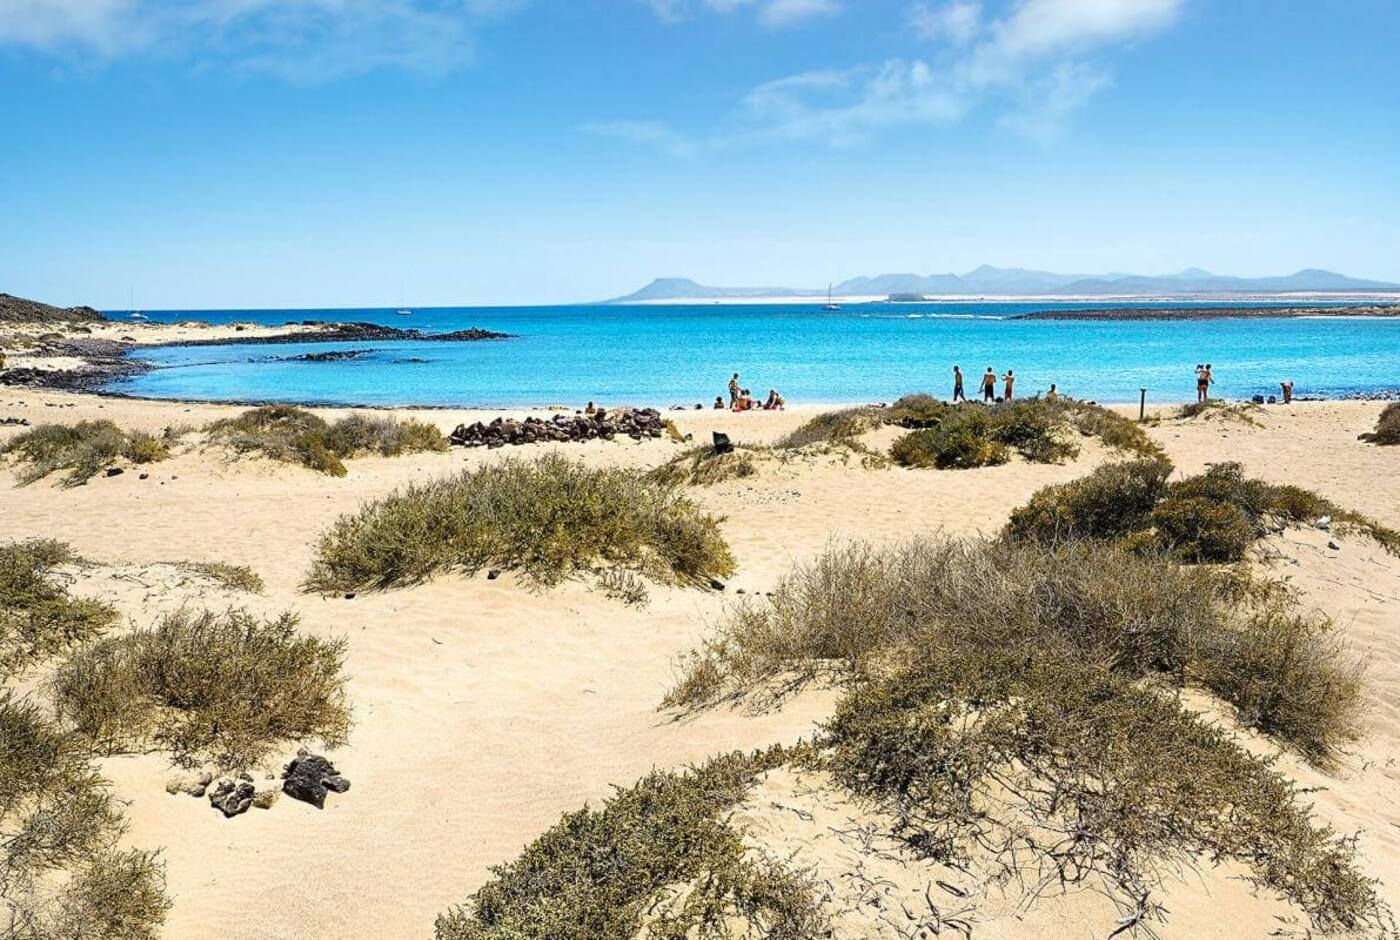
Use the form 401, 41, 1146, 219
2, 0, 1398, 309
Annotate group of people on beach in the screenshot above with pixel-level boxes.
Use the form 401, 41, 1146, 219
951, 365, 1045, 404
721, 373, 784, 411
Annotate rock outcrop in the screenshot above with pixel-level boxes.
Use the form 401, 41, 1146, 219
449, 408, 666, 448
282, 754, 351, 809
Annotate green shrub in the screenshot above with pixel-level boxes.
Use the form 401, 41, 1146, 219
307, 454, 735, 593
1, 420, 172, 486
821, 645, 1385, 932
322, 413, 448, 457
1, 695, 170, 940
50, 608, 350, 770
1359, 402, 1400, 445
884, 394, 952, 427
1005, 459, 1172, 545
1150, 494, 1255, 562
0, 540, 116, 678
434, 747, 824, 940
890, 423, 1010, 469
889, 400, 1084, 469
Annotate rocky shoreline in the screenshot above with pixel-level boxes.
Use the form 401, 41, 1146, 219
153, 321, 513, 348
1013, 304, 1400, 321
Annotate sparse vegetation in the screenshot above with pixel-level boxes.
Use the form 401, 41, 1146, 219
598, 568, 650, 606
774, 406, 883, 450
307, 453, 735, 593
50, 608, 350, 770
1359, 402, 1400, 445
648, 444, 767, 487
0, 540, 115, 678
1009, 460, 1400, 560
1, 694, 170, 940
167, 560, 264, 593
434, 747, 825, 940
205, 405, 446, 477
2, 420, 172, 486
1176, 398, 1263, 425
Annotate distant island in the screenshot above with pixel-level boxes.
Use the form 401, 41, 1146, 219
604, 266, 1400, 303
1013, 305, 1400, 321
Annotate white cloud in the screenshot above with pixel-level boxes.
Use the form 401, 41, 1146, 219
910, 0, 980, 45
643, 0, 839, 28
0, 0, 523, 78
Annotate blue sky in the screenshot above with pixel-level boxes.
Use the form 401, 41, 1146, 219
2, 0, 1398, 308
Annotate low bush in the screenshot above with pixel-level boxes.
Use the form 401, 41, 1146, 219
1359, 402, 1400, 446
889, 399, 1091, 470
205, 406, 450, 476
1061, 399, 1165, 458
890, 421, 1011, 469
884, 394, 953, 427
1, 694, 170, 940
50, 608, 350, 770
648, 445, 765, 487
1005, 459, 1172, 545
167, 560, 264, 593
434, 747, 824, 940
0, 540, 116, 678
307, 453, 735, 593
774, 406, 883, 450
822, 644, 1385, 933
1150, 493, 1255, 562
2, 420, 172, 486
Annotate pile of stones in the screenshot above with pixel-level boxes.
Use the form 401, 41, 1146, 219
449, 408, 666, 448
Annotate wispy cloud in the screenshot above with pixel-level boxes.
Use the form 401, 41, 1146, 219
0, 0, 524, 79
582, 119, 700, 158
642, 0, 839, 28
608, 0, 1182, 151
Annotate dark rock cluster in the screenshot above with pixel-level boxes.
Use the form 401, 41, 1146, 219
282, 754, 351, 809
449, 408, 667, 448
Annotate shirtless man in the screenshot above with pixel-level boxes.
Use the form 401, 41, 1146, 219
982, 368, 997, 402
952, 365, 965, 402
1280, 379, 1294, 404
1003, 369, 1015, 401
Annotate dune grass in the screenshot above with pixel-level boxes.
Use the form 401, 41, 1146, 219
1008, 459, 1400, 560
204, 405, 446, 477
1, 694, 170, 940
648, 444, 768, 487
1175, 398, 1264, 425
773, 406, 884, 450
1359, 402, 1400, 445
434, 747, 824, 940
0, 540, 116, 679
307, 453, 735, 593
2, 420, 171, 486
50, 608, 350, 771
888, 397, 1159, 470
166, 560, 264, 593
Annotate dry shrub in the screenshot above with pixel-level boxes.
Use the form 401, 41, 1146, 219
168, 560, 264, 593
822, 645, 1386, 934
1176, 399, 1263, 425
1005, 459, 1171, 545
649, 445, 766, 487
1, 694, 170, 940
206, 406, 449, 476
307, 453, 735, 593
322, 413, 448, 457
50, 608, 350, 770
890, 422, 1011, 469
775, 407, 884, 449
1359, 402, 1400, 445
434, 747, 824, 940
885, 394, 953, 427
1061, 399, 1165, 458
2, 420, 171, 486
0, 540, 116, 678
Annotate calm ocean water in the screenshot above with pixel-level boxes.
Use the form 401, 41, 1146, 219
107, 302, 1400, 408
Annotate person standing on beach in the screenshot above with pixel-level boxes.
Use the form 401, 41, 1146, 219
1046, 383, 1058, 401
1281, 379, 1294, 404
982, 368, 997, 402
1195, 364, 1209, 403
1203, 364, 1215, 400
952, 365, 965, 402
1003, 369, 1015, 401
728, 373, 740, 408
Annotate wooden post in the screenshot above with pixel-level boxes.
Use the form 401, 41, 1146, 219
1139, 388, 1147, 422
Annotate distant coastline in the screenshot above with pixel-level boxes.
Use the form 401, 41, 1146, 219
1013, 305, 1400, 321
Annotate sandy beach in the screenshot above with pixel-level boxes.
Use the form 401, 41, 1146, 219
2, 376, 1398, 939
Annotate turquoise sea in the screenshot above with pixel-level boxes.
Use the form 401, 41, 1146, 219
107, 302, 1400, 408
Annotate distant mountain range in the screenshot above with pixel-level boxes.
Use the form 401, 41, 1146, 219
604, 267, 1400, 303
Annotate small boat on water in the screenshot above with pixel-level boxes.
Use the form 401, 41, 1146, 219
823, 283, 840, 311
128, 312, 148, 320
396, 309, 413, 317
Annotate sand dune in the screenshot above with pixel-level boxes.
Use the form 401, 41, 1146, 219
1, 388, 1397, 938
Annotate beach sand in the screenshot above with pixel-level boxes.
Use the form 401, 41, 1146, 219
1, 386, 1397, 939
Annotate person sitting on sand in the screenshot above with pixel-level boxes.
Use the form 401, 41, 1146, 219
952, 365, 965, 402
585, 401, 597, 415
1046, 383, 1058, 402
1280, 379, 1293, 404
763, 389, 785, 410
728, 373, 741, 408
1003, 369, 1015, 401
733, 389, 754, 412
981, 368, 997, 402
713, 395, 725, 409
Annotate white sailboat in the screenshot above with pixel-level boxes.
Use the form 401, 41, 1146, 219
396, 284, 412, 316
823, 283, 840, 311
127, 287, 147, 320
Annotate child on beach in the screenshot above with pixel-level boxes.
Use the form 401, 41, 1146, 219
713, 396, 725, 409
1003, 370, 1015, 401
952, 365, 965, 402
982, 368, 997, 402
